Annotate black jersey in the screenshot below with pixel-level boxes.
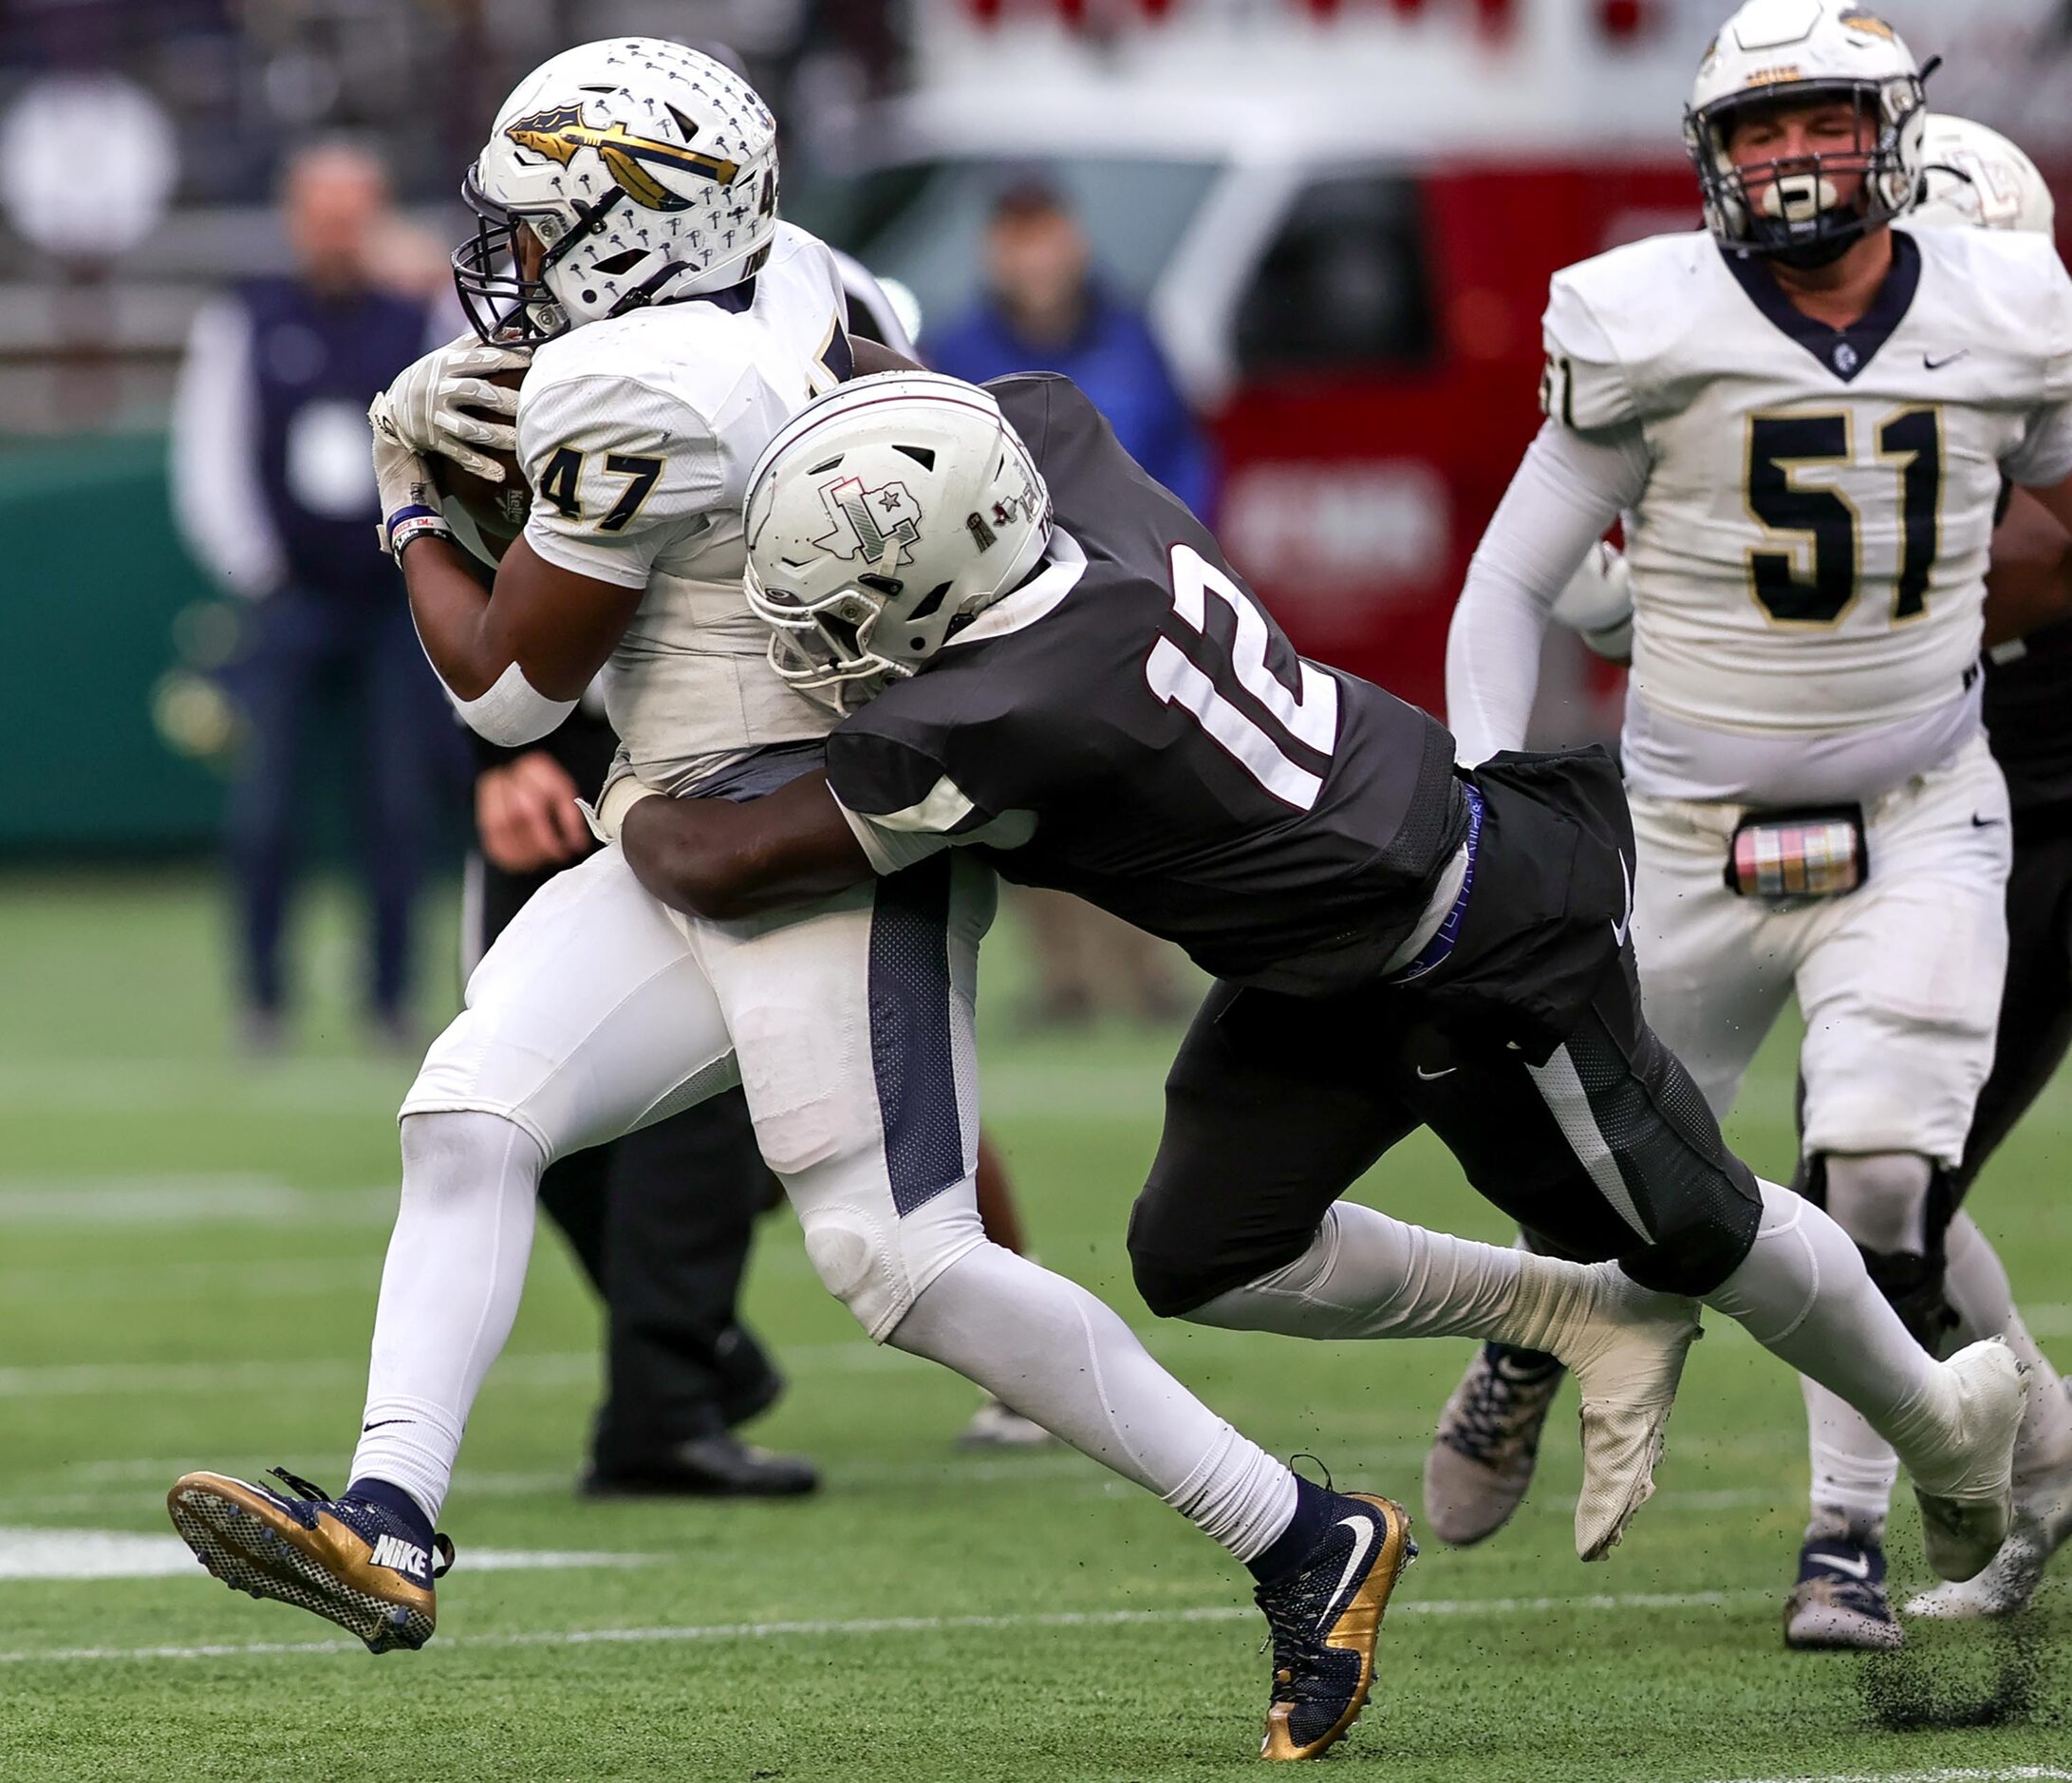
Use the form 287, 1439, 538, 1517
1986, 618, 2072, 816
824, 373, 1469, 996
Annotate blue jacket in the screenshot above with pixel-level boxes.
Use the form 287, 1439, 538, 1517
927, 289, 1215, 523
238, 276, 431, 601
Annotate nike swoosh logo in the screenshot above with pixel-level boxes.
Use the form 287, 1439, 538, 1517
1610, 851, 1634, 948
1971, 814, 2004, 828
1415, 1065, 1458, 1081
1326, 1513, 1379, 1623
361, 1418, 413, 1433
1924, 350, 1969, 370
1807, 1549, 1873, 1581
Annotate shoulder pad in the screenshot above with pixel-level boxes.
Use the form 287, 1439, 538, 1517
1542, 234, 1715, 432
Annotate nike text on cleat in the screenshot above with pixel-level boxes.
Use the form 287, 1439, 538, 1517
1256, 1492, 1416, 1761
1904, 1340, 2025, 1583
1424, 1346, 1567, 1547
165, 1466, 454, 1654
1784, 1532, 1902, 1651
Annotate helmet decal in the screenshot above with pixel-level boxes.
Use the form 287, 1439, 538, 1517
1839, 11, 1898, 39
813, 477, 924, 571
503, 103, 740, 208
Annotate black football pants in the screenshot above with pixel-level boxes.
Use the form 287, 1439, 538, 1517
1129, 752, 1764, 1317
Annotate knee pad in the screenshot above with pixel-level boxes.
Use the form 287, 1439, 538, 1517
1807, 1152, 1936, 1254
798, 1186, 985, 1342
1803, 1153, 1957, 1349
1619, 1173, 1764, 1299
1124, 1193, 1318, 1321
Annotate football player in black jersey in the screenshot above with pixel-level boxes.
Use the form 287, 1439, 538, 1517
603, 371, 2025, 1615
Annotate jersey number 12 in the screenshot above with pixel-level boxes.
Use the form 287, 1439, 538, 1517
1146, 543, 1340, 811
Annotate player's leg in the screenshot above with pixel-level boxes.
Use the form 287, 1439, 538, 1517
687, 858, 1408, 1760
1425, 788, 1794, 1546
220, 586, 329, 1042
169, 845, 740, 1650
959, 1134, 1057, 1449
1783, 736, 2012, 1642
1129, 980, 1703, 1564
1907, 828, 2072, 1620
1392, 938, 2020, 1586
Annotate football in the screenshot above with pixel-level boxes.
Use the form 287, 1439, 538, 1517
430, 364, 529, 561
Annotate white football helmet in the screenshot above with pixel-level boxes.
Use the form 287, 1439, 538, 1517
454, 38, 778, 344
1687, 1, 1929, 266
1912, 113, 2055, 237
743, 373, 1054, 709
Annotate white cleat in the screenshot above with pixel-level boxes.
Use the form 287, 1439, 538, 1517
1905, 1340, 2024, 1584
1547, 1265, 1702, 1562
1906, 1413, 2072, 1620
958, 1397, 1055, 1450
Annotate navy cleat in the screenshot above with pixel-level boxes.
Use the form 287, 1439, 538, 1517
1255, 1492, 1416, 1761
167, 1467, 454, 1654
1783, 1521, 1902, 1652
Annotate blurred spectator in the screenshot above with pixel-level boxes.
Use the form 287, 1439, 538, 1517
929, 178, 1203, 1031
467, 701, 818, 1498
927, 177, 1215, 521
169, 141, 464, 1051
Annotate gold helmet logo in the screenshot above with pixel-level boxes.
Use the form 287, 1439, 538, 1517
504, 103, 739, 211
1839, 10, 1898, 39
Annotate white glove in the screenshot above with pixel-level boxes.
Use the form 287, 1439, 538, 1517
1550, 540, 1634, 666
368, 334, 529, 482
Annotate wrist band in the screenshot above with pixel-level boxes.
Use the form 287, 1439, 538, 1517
386, 505, 453, 558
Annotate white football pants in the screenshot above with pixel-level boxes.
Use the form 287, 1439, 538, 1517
1629, 731, 2010, 1167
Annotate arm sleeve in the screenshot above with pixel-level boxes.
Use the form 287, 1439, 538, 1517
168, 296, 286, 599
517, 372, 726, 588
1445, 418, 1651, 766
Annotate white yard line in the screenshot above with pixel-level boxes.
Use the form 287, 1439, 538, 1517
0, 1526, 654, 1582
0, 1586, 1771, 1665
1703, 1772, 2072, 1783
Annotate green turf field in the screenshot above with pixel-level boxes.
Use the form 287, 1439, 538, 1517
1, 870, 2066, 1781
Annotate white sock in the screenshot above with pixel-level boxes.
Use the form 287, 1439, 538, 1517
887, 1243, 1297, 1563
1705, 1181, 1947, 1468
1799, 1379, 1899, 1529
1185, 1201, 1619, 1355
1948, 1212, 2072, 1477
348, 1111, 543, 1524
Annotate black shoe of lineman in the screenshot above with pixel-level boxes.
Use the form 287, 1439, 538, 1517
1255, 1492, 1417, 1761
167, 1467, 454, 1654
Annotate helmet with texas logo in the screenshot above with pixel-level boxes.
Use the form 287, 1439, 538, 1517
1911, 113, 2055, 237
743, 373, 1054, 708
454, 37, 778, 344
1686, 1, 1928, 267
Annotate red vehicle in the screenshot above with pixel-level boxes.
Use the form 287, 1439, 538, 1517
806, 84, 1696, 715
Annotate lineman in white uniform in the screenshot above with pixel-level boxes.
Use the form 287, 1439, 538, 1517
164, 43, 1711, 1749
1435, 0, 2072, 1649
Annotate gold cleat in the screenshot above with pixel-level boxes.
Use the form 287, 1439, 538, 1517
166, 1467, 453, 1654
1257, 1492, 1417, 1761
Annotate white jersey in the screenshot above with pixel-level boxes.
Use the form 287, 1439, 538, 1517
1544, 225, 2072, 799
515, 222, 851, 791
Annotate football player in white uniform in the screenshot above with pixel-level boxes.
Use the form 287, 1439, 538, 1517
160, 40, 1715, 1757
1435, 0, 2072, 1650
1487, 113, 2072, 1635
